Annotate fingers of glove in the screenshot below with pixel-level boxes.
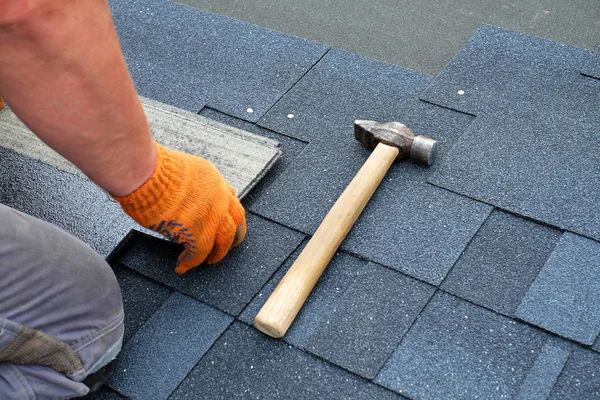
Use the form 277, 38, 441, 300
174, 227, 218, 274
228, 189, 247, 247
206, 213, 237, 265
0, 96, 4, 110
175, 238, 212, 275
233, 224, 245, 248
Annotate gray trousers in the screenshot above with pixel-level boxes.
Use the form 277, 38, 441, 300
0, 203, 124, 399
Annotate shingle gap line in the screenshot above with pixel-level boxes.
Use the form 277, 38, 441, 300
435, 206, 494, 289
256, 48, 333, 126
168, 318, 236, 397
197, 106, 311, 146
232, 315, 402, 391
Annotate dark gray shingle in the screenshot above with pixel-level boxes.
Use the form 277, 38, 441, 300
113, 266, 173, 344
514, 338, 571, 400
516, 232, 600, 345
199, 108, 308, 210
582, 46, 600, 79
441, 210, 562, 316
170, 321, 404, 400
109, 292, 232, 399
241, 243, 435, 378
419, 24, 598, 119
118, 213, 305, 315
109, 0, 329, 119
376, 291, 549, 399
252, 49, 491, 285
548, 346, 600, 399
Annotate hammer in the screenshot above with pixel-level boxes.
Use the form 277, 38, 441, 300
254, 120, 437, 338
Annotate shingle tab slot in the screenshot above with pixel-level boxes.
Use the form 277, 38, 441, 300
516, 232, 600, 345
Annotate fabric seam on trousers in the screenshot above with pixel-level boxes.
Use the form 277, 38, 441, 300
71, 310, 124, 353
5, 364, 35, 400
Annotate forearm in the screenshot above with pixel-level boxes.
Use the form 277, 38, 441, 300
0, 0, 155, 196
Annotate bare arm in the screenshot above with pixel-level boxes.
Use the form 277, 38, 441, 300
0, 0, 155, 196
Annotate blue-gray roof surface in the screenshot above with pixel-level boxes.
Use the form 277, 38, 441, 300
1, 0, 600, 399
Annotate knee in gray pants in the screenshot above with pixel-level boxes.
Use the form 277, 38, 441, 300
0, 203, 124, 399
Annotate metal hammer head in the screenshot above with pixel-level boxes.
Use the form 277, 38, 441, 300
354, 120, 438, 166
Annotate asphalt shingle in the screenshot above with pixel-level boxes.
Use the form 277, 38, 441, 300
199, 108, 308, 210
108, 0, 329, 119
112, 266, 173, 344
420, 25, 600, 241
582, 46, 600, 79
515, 338, 571, 400
516, 232, 600, 345
548, 346, 600, 399
441, 210, 562, 316
170, 321, 404, 400
109, 292, 232, 399
429, 111, 600, 241
0, 147, 133, 257
252, 49, 491, 285
240, 243, 435, 379
419, 25, 599, 119
118, 213, 305, 316
376, 291, 549, 400
84, 387, 126, 400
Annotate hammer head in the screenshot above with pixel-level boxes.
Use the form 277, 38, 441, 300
354, 120, 438, 166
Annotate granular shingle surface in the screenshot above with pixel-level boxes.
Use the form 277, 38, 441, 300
0, 147, 133, 257
109, 292, 232, 399
108, 0, 329, 119
118, 213, 305, 315
112, 266, 173, 344
516, 232, 600, 345
548, 346, 600, 399
429, 111, 600, 241
515, 338, 571, 400
582, 46, 600, 79
3, 1, 600, 395
170, 321, 404, 400
84, 387, 126, 400
441, 209, 562, 316
199, 108, 308, 210
240, 243, 435, 378
252, 49, 491, 284
419, 24, 599, 119
376, 291, 549, 399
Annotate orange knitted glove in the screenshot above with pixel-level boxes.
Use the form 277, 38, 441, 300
0, 96, 4, 110
114, 142, 246, 274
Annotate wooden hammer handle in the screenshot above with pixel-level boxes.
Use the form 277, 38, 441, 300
254, 142, 400, 338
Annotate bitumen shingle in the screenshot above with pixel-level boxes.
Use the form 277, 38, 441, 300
516, 232, 600, 345
582, 46, 600, 79
112, 266, 173, 344
169, 321, 405, 400
375, 291, 551, 400
108, 0, 328, 119
239, 243, 436, 379
198, 108, 308, 210
419, 24, 598, 119
108, 292, 232, 399
420, 25, 600, 241
441, 209, 562, 316
117, 213, 305, 316
515, 338, 571, 400
548, 346, 600, 399
251, 49, 491, 285
2, 1, 600, 397
0, 147, 134, 257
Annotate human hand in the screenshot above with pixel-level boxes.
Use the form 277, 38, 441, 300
114, 142, 246, 274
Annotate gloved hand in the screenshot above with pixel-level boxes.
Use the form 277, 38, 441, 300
0, 96, 4, 110
114, 142, 246, 274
